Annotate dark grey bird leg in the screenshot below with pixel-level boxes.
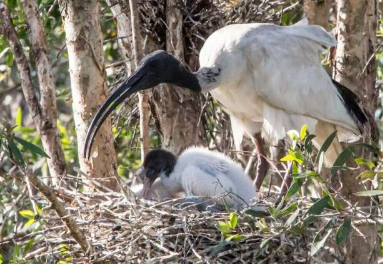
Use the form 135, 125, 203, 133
252, 132, 269, 191
175, 197, 223, 213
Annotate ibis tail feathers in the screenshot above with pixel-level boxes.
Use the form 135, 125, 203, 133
332, 79, 367, 134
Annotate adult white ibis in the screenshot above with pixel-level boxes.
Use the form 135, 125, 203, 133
84, 21, 367, 187
136, 147, 260, 210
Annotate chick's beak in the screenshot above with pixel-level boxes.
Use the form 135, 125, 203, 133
135, 167, 146, 183
142, 177, 154, 199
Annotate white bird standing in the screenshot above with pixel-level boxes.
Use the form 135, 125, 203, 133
136, 147, 260, 210
84, 21, 367, 185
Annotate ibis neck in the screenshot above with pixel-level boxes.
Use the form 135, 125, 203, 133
195, 66, 221, 92
169, 68, 201, 92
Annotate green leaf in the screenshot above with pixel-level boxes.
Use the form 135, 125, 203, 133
354, 190, 383, 196
16, 107, 22, 127
14, 137, 50, 158
280, 154, 295, 162
260, 237, 271, 249
269, 206, 277, 216
292, 161, 298, 174
294, 152, 305, 164
357, 171, 383, 180
329, 196, 344, 211
331, 148, 354, 174
302, 216, 317, 228
0, 253, 3, 264
336, 218, 351, 246
285, 209, 299, 227
276, 202, 298, 219
291, 171, 318, 179
281, 12, 290, 25
316, 131, 337, 162
300, 124, 308, 141
290, 226, 304, 234
285, 179, 303, 200
351, 143, 380, 154
230, 213, 238, 229
23, 238, 35, 253
304, 134, 316, 151
36, 204, 43, 215
245, 209, 269, 218
307, 196, 330, 215
311, 228, 332, 256
354, 158, 375, 169
7, 52, 14, 67
42, 0, 54, 4
19, 210, 35, 219
9, 139, 24, 166
217, 221, 232, 234
0, 47, 9, 60
281, 151, 304, 164
25, 218, 36, 227
13, 243, 20, 258
255, 219, 270, 233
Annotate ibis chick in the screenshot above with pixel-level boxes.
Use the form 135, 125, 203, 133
137, 147, 261, 211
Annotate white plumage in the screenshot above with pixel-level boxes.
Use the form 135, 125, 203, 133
196, 22, 365, 166
138, 147, 260, 211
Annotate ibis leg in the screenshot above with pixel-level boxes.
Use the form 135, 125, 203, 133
252, 132, 269, 191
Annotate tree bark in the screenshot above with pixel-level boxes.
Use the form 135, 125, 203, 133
0, 0, 67, 184
333, 0, 378, 263
129, 0, 150, 162
58, 0, 118, 191
151, 0, 205, 156
303, 0, 333, 30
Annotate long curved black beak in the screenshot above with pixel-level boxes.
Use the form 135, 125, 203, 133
83, 69, 149, 159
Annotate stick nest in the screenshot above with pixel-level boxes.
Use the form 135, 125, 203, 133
21, 185, 320, 264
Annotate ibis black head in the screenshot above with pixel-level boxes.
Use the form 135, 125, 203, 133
137, 149, 177, 198
83, 50, 201, 159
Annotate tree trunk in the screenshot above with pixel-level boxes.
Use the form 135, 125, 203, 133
151, 0, 205, 156
129, 0, 150, 162
58, 0, 118, 191
0, 0, 67, 184
303, 0, 333, 29
333, 0, 378, 263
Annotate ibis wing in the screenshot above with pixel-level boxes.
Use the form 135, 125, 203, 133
181, 165, 237, 201
245, 24, 362, 139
